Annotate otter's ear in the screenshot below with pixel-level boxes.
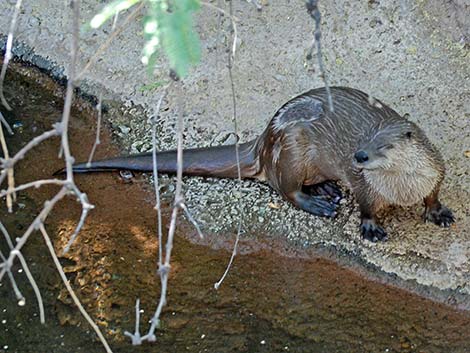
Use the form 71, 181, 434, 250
405, 131, 412, 139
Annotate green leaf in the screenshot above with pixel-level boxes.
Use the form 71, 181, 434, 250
143, 0, 201, 78
90, 0, 141, 29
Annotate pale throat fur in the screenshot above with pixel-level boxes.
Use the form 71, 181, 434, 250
362, 144, 443, 207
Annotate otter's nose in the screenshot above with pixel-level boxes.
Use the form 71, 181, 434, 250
354, 150, 369, 163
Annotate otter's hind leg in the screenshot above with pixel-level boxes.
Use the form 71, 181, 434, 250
275, 175, 338, 218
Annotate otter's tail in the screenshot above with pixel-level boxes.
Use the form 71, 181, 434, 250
55, 140, 260, 179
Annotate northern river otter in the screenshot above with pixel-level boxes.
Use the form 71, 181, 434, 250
66, 87, 454, 241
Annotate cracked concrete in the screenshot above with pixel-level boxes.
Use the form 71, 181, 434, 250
0, 0, 469, 307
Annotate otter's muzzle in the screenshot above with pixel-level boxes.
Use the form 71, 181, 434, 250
354, 150, 369, 163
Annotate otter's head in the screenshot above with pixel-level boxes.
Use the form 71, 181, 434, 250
353, 124, 437, 174
352, 123, 445, 206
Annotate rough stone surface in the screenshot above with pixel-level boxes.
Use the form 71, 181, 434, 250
1, 1, 469, 305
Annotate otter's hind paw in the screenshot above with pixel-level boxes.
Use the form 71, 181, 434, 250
424, 205, 455, 227
360, 219, 388, 242
303, 181, 343, 204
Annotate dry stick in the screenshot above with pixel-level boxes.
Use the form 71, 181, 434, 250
0, 221, 13, 249
179, 203, 203, 239
63, 195, 94, 254
11, 249, 45, 324
60, 0, 95, 254
61, 0, 80, 183
0, 187, 67, 283
0, 0, 23, 111
305, 0, 333, 112
214, 0, 243, 290
0, 120, 14, 212
76, 2, 144, 81
112, 10, 120, 31
39, 224, 113, 353
124, 299, 141, 343
122, 87, 171, 344
86, 92, 103, 167
144, 82, 185, 342
152, 91, 169, 267
0, 250, 24, 304
0, 179, 67, 198
0, 111, 14, 135
0, 124, 62, 186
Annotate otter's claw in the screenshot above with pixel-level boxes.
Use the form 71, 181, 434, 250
360, 220, 388, 242
424, 204, 455, 227
303, 181, 343, 204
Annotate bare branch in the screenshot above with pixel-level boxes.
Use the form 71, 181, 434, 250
86, 92, 103, 167
123, 298, 141, 344
0, 124, 62, 186
305, 0, 334, 112
62, 197, 94, 254
0, 250, 24, 305
11, 249, 45, 324
0, 111, 14, 135
150, 90, 169, 266
0, 179, 67, 198
125, 81, 185, 344
214, 0, 243, 290
180, 202, 203, 239
0, 221, 13, 249
0, 0, 23, 111
0, 187, 68, 284
0, 118, 15, 211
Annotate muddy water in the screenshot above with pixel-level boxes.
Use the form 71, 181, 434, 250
1, 64, 470, 353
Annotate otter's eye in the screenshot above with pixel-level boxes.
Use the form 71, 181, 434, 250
405, 131, 412, 139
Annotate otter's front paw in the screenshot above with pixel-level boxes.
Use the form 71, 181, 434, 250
360, 219, 388, 242
424, 204, 455, 227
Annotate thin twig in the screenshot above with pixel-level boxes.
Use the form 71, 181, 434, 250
143, 81, 185, 343
124, 299, 141, 344
0, 118, 15, 211
305, 0, 334, 112
0, 124, 62, 186
151, 90, 169, 267
0, 179, 67, 198
11, 249, 45, 324
61, 0, 80, 183
111, 10, 120, 31
86, 92, 103, 167
76, 2, 144, 81
214, 0, 243, 290
0, 250, 24, 305
62, 197, 94, 254
39, 224, 113, 353
0, 221, 13, 249
180, 202, 203, 239
0, 0, 23, 111
0, 111, 14, 135
0, 187, 68, 283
